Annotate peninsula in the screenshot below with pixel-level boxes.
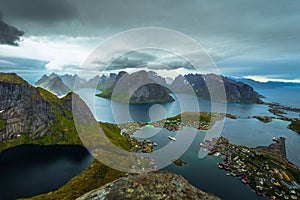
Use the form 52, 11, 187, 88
201, 137, 300, 199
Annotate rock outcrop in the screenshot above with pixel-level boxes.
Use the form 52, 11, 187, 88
77, 171, 220, 200
0, 73, 70, 142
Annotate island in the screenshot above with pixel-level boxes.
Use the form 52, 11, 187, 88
172, 159, 187, 166
288, 120, 300, 134
253, 116, 274, 123
119, 112, 234, 136
259, 102, 300, 134
96, 71, 175, 104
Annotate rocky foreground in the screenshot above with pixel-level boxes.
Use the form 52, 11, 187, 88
77, 171, 220, 200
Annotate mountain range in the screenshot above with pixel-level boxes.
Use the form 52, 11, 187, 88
35, 71, 264, 103
35, 72, 87, 96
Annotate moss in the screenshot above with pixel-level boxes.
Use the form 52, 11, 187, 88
0, 119, 5, 131
0, 73, 28, 85
37, 87, 64, 108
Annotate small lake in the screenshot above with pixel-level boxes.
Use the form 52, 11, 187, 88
0, 145, 93, 200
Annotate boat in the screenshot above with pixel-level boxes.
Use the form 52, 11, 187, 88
214, 152, 220, 157
273, 137, 279, 143
226, 172, 230, 176
242, 178, 248, 184
218, 164, 224, 169
168, 136, 176, 141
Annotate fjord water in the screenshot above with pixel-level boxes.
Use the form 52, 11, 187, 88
0, 145, 93, 200
133, 127, 266, 200
75, 88, 300, 166
75, 88, 299, 200
256, 86, 300, 108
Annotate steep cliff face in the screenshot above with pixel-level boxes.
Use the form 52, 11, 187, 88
0, 73, 70, 142
171, 73, 263, 103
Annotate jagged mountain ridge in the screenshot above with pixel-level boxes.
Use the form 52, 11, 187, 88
35, 72, 71, 96
36, 71, 263, 103
35, 72, 88, 96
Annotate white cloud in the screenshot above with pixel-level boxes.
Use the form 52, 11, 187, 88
0, 35, 103, 71
244, 75, 300, 83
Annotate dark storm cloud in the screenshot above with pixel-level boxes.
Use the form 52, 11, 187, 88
0, 11, 24, 46
0, 0, 77, 23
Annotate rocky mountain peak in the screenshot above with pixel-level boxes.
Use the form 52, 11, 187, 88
77, 171, 220, 200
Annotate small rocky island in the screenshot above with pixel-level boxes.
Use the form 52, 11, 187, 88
253, 116, 274, 123
172, 159, 187, 166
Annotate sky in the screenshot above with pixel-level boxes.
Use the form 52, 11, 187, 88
0, 0, 300, 83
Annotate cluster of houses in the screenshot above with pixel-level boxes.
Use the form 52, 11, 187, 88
201, 137, 299, 199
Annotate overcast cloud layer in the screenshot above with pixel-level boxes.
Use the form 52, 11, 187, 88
0, 0, 300, 80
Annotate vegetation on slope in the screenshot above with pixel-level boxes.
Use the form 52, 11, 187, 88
0, 87, 81, 152
0, 119, 5, 131
0, 73, 28, 85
